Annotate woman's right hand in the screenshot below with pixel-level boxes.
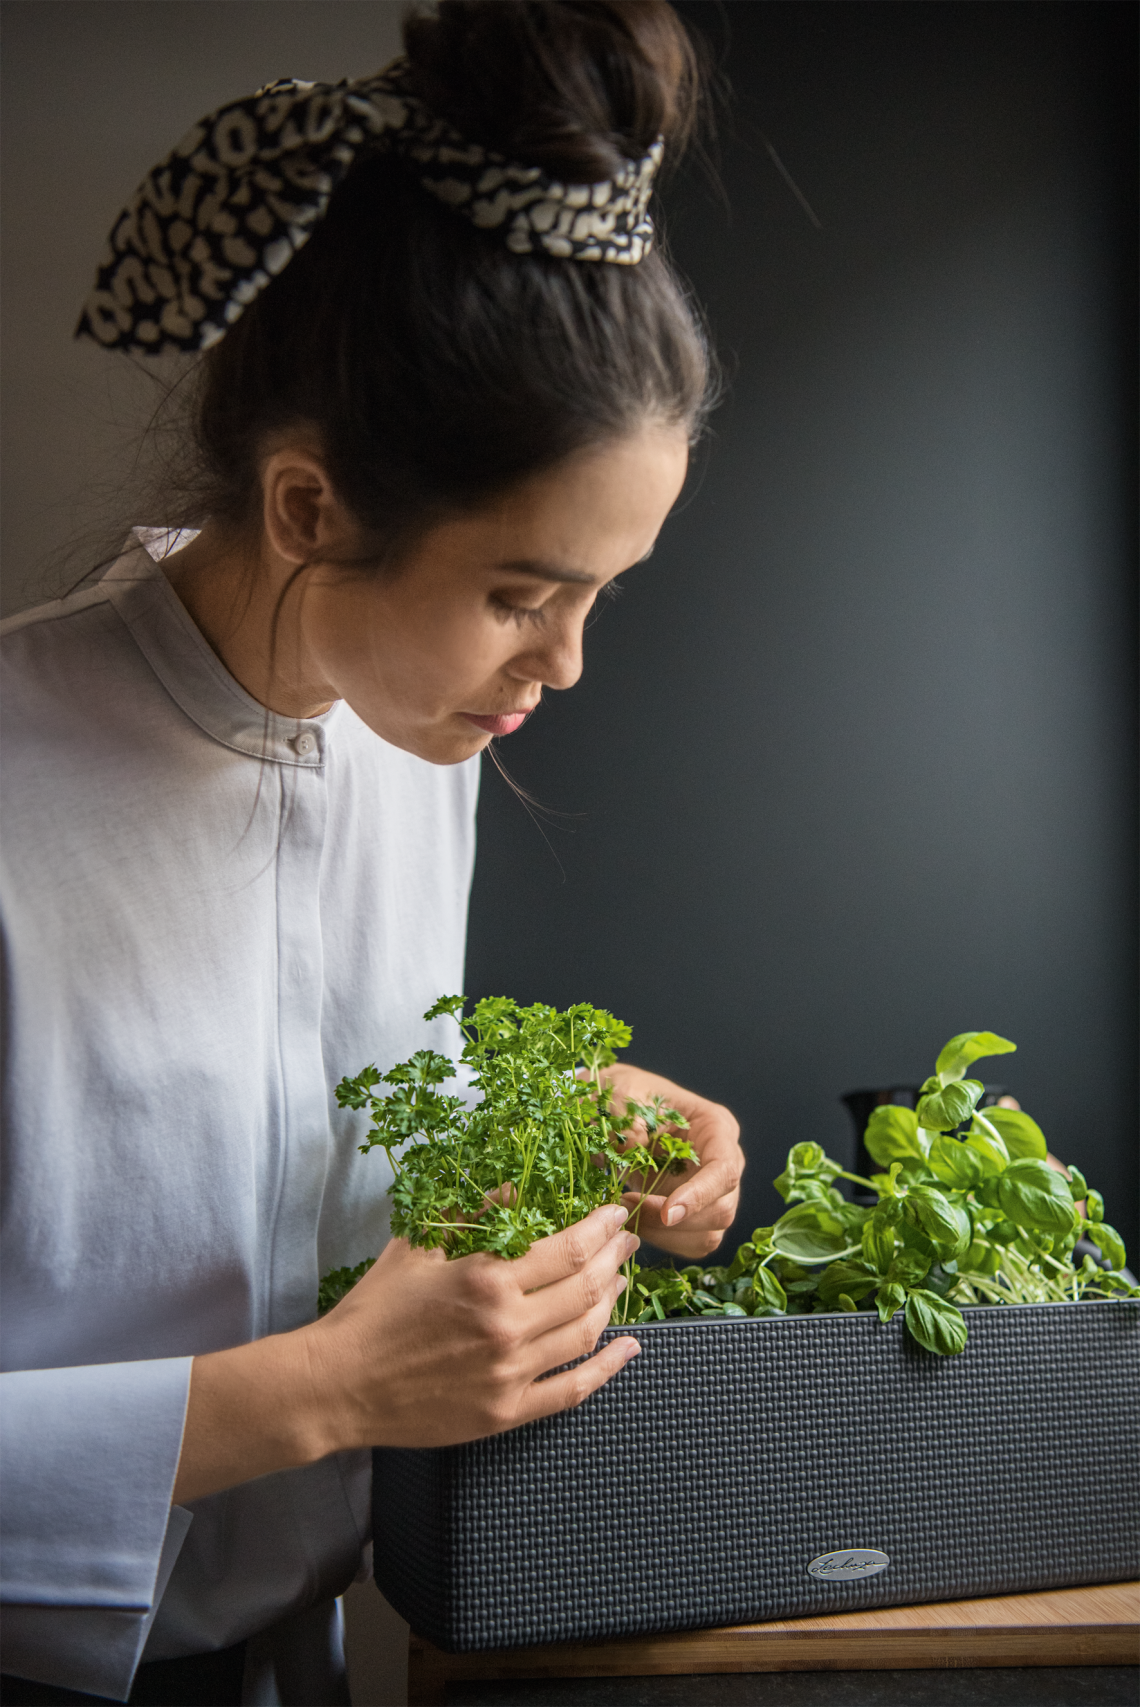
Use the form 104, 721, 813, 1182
171, 1206, 639, 1504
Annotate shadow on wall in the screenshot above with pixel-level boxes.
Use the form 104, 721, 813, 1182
464, 2, 1139, 1261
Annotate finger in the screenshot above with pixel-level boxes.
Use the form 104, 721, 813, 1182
522, 1271, 629, 1378
657, 1111, 742, 1225
509, 1204, 630, 1292
622, 1191, 667, 1213
522, 1230, 639, 1336
517, 1335, 641, 1425
660, 1154, 741, 1228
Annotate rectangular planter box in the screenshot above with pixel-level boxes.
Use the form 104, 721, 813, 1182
373, 1300, 1139, 1653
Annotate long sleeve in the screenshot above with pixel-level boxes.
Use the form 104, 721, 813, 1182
0, 1359, 192, 1698
0, 538, 479, 1675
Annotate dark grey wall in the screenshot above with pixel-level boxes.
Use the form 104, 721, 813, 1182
0, 0, 403, 618
465, 3, 1139, 1260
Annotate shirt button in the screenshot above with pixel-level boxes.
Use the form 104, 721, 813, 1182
290, 731, 318, 758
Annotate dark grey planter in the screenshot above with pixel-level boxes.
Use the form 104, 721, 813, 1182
372, 1299, 1140, 1653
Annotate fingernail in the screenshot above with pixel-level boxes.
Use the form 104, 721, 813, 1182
615, 1275, 628, 1295
607, 1205, 630, 1227
666, 1204, 687, 1226
623, 1340, 641, 1364
623, 1233, 640, 1258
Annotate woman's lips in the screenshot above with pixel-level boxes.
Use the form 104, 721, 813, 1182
461, 710, 532, 737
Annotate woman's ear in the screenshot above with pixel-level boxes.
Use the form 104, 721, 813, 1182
260, 444, 357, 567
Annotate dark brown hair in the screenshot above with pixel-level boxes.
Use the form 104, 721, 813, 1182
189, 0, 716, 559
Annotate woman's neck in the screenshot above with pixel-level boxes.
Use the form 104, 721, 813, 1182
162, 524, 338, 719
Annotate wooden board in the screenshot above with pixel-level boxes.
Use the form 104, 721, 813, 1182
408, 1581, 1140, 1705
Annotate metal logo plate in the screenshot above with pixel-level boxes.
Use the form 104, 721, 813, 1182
807, 1549, 891, 1581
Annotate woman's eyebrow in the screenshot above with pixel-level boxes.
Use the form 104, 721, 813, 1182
496, 558, 598, 585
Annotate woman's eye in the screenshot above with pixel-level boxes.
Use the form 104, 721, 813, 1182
490, 594, 547, 627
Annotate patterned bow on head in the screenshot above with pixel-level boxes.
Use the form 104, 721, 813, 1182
77, 57, 663, 357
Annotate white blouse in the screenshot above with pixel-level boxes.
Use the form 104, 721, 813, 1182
0, 533, 480, 1699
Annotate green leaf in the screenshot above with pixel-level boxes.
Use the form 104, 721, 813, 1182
726, 1242, 755, 1281
1086, 1190, 1105, 1224
887, 1243, 931, 1287
816, 1260, 879, 1309
837, 1293, 858, 1312
770, 1201, 852, 1265
935, 1032, 1017, 1084
863, 1106, 924, 1167
928, 1134, 986, 1190
861, 1214, 896, 1273
317, 1258, 375, 1315
1089, 1222, 1127, 1271
904, 1186, 972, 1259
904, 1289, 968, 1355
916, 1079, 983, 1134
996, 1159, 1078, 1236
922, 1260, 958, 1299
962, 1238, 1000, 1277
981, 1107, 1047, 1161
752, 1265, 788, 1313
774, 1142, 841, 1202
962, 1122, 1011, 1176
1065, 1166, 1088, 1203
876, 1281, 906, 1322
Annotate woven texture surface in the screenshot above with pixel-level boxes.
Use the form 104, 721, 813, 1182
372, 1301, 1140, 1652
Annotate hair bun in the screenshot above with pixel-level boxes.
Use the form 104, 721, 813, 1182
403, 0, 702, 183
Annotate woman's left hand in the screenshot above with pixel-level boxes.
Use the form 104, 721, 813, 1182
602, 1063, 744, 1259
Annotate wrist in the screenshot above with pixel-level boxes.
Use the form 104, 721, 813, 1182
172, 1323, 345, 1505
291, 1316, 361, 1458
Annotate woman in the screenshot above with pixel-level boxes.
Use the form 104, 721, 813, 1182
0, 4, 743, 1702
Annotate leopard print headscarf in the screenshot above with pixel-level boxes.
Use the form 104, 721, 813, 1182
77, 57, 663, 356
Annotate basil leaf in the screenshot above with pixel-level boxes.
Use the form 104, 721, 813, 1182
788, 1141, 831, 1175
962, 1237, 1001, 1276
1089, 1222, 1127, 1271
887, 1247, 931, 1287
752, 1266, 788, 1313
876, 1281, 906, 1322
817, 1260, 879, 1309
1065, 1165, 1088, 1202
982, 1107, 1047, 1160
916, 1078, 984, 1134
929, 1134, 986, 1190
996, 1158, 1078, 1235
1086, 1190, 1105, 1224
963, 1124, 1011, 1176
904, 1289, 968, 1355
904, 1186, 972, 1259
934, 1032, 1017, 1084
771, 1201, 851, 1264
863, 1105, 924, 1167
862, 1216, 896, 1271
837, 1293, 858, 1312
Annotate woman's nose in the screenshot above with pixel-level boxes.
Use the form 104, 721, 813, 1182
515, 619, 585, 691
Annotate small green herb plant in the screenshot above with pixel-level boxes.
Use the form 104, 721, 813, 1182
320, 995, 695, 1313
323, 1009, 1137, 1356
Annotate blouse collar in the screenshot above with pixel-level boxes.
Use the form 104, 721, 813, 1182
102, 530, 337, 767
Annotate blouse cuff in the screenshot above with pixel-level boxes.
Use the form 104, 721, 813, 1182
0, 1357, 193, 1697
